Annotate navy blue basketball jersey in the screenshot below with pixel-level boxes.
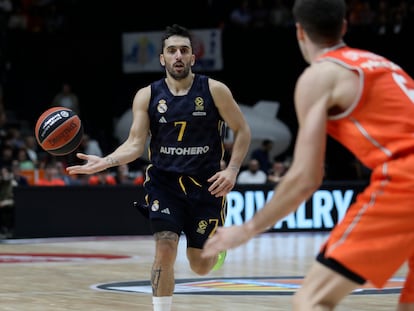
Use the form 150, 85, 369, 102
148, 74, 226, 177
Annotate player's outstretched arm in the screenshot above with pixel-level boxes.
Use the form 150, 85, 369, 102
203, 65, 331, 258
67, 86, 151, 176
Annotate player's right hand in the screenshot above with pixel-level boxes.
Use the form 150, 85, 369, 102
66, 153, 105, 175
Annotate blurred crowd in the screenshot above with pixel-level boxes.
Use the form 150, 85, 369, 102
0, 99, 148, 187
0, 93, 147, 237
227, 0, 414, 35
0, 0, 412, 34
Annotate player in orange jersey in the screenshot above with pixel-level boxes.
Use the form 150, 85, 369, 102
203, 0, 414, 310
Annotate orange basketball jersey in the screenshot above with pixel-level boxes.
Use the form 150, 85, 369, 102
318, 45, 414, 169
317, 45, 414, 295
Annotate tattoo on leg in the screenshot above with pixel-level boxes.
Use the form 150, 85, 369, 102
151, 267, 161, 295
155, 231, 179, 241
151, 231, 178, 295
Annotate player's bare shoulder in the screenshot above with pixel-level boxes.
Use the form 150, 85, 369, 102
296, 61, 359, 112
208, 78, 234, 106
315, 61, 360, 111
132, 85, 151, 111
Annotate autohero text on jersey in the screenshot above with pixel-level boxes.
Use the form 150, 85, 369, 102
160, 146, 210, 155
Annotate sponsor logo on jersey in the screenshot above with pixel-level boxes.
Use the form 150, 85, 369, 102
193, 97, 206, 116
160, 146, 209, 155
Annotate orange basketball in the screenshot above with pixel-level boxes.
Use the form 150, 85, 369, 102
35, 107, 84, 156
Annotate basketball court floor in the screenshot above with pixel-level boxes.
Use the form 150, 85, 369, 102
0, 232, 406, 310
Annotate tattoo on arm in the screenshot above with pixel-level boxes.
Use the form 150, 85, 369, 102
105, 156, 119, 168
227, 165, 240, 172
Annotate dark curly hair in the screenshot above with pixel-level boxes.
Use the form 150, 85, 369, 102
293, 0, 346, 44
161, 24, 193, 51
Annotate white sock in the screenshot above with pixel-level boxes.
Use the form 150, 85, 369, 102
152, 296, 172, 311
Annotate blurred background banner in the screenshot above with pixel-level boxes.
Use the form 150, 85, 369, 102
122, 28, 223, 73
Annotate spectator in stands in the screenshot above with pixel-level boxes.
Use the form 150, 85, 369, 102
251, 139, 273, 174
80, 133, 103, 157
229, 0, 252, 28
267, 160, 287, 184
114, 164, 132, 185
23, 134, 40, 167
16, 147, 35, 170
269, 0, 293, 28
88, 170, 116, 185
0, 144, 13, 168
55, 160, 83, 185
237, 158, 267, 184
35, 161, 66, 186
10, 160, 29, 186
114, 163, 145, 185
7, 126, 25, 150
0, 164, 16, 238
51, 82, 80, 116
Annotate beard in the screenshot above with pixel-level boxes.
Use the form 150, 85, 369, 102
166, 64, 191, 80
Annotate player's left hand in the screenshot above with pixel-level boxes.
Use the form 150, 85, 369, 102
207, 168, 238, 197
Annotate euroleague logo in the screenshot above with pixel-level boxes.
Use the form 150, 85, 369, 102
0, 253, 403, 296
93, 276, 404, 296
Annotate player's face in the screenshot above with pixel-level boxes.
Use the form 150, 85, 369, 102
160, 36, 195, 80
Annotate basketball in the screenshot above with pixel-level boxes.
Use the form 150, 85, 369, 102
35, 107, 84, 156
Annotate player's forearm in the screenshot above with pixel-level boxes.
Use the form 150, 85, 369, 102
104, 143, 144, 169
244, 172, 318, 236
227, 127, 251, 172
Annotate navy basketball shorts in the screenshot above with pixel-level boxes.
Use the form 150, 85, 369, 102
143, 166, 227, 249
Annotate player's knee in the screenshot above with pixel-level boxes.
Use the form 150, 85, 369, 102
189, 259, 213, 275
155, 239, 178, 264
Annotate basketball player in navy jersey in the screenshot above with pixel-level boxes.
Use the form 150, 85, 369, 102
67, 24, 251, 311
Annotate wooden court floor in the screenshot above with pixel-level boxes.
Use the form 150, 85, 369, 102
0, 232, 406, 311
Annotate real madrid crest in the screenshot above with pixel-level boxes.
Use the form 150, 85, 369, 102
151, 200, 160, 212
157, 100, 168, 114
